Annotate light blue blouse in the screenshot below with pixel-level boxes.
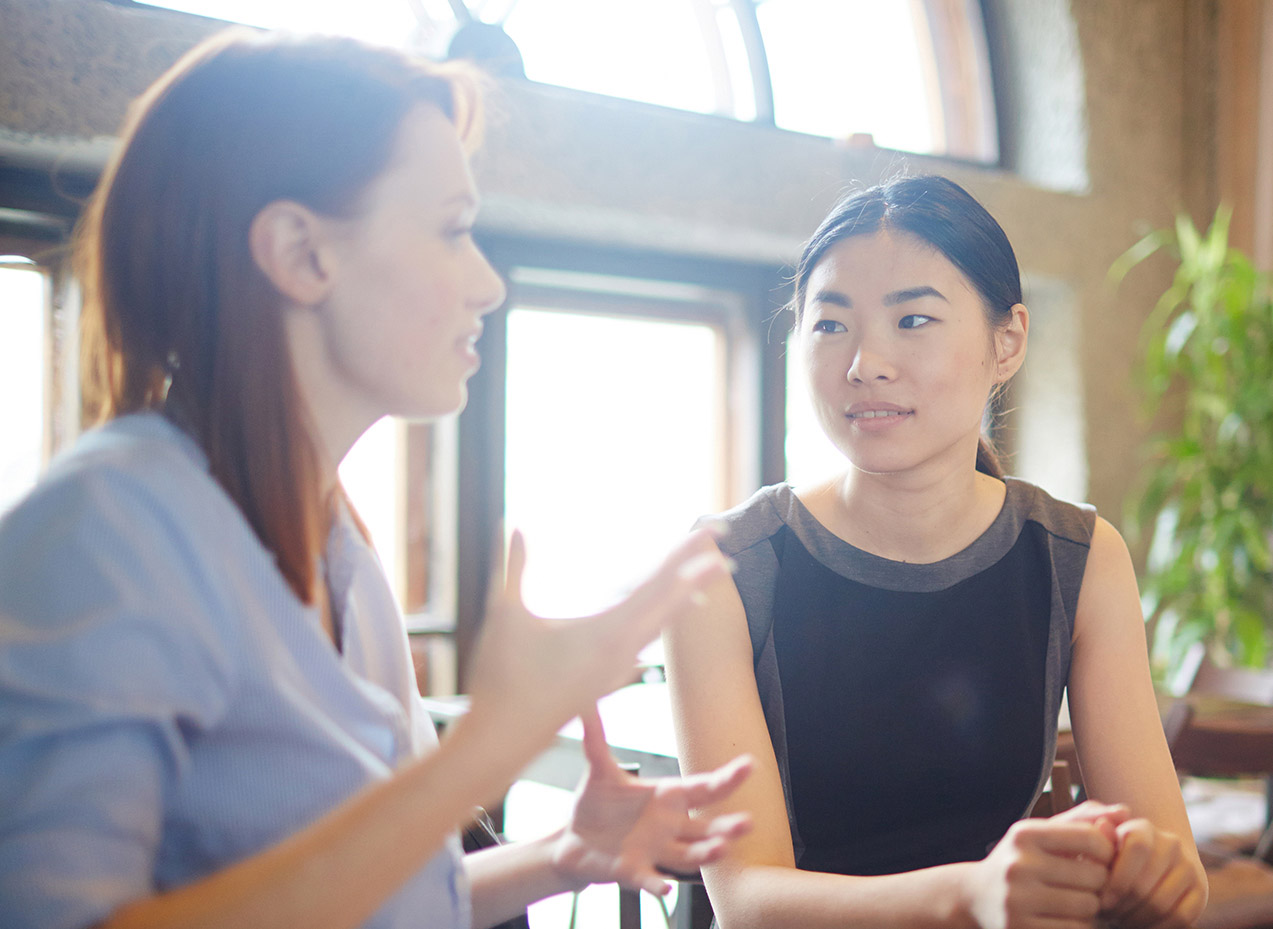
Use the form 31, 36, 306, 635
0, 413, 470, 929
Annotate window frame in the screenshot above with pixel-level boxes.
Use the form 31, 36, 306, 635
448, 231, 789, 689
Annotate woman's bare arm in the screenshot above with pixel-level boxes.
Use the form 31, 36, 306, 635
1067, 516, 1207, 926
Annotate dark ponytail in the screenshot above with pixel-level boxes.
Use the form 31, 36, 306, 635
976, 437, 1005, 479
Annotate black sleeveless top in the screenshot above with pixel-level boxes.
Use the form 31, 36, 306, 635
704, 479, 1094, 876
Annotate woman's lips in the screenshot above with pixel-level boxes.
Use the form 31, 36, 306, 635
844, 404, 913, 428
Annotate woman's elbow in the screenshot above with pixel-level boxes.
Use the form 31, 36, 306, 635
703, 864, 785, 929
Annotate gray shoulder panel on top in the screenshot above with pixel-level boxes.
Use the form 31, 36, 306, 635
695, 484, 787, 660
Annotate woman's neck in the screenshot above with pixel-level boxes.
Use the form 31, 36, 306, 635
797, 467, 1006, 564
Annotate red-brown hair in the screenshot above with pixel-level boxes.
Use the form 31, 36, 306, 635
77, 30, 482, 604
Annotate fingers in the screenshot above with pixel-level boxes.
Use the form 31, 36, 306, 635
1101, 820, 1200, 927
504, 528, 527, 599
1145, 883, 1207, 929
1052, 799, 1130, 827
668, 754, 754, 808
1101, 820, 1159, 911
652, 806, 753, 844
1093, 814, 1120, 848
579, 705, 614, 771
596, 533, 730, 657
1031, 887, 1105, 922
1036, 854, 1112, 894
1120, 862, 1195, 928
1025, 820, 1117, 865
634, 870, 673, 897
655, 834, 731, 875
649, 812, 751, 881
1031, 916, 1105, 929
484, 526, 527, 611
624, 531, 728, 616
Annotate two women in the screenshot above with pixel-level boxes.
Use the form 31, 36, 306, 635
666, 177, 1208, 929
0, 31, 752, 929
0, 26, 1204, 929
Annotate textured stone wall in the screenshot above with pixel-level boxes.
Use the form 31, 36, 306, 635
0, 0, 219, 146
0, 0, 1212, 523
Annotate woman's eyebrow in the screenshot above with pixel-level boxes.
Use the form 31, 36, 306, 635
884, 285, 947, 305
809, 286, 947, 308
810, 289, 852, 308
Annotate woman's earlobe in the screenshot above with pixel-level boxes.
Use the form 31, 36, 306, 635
248, 201, 333, 305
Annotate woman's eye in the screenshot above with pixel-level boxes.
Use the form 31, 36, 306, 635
811, 319, 847, 334
898, 314, 933, 330
446, 225, 474, 241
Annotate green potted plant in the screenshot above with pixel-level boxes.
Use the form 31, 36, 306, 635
1112, 207, 1273, 679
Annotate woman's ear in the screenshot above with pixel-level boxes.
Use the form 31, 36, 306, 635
248, 201, 334, 306
993, 303, 1029, 383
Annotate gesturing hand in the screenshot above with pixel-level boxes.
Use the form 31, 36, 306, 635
463, 529, 731, 764
965, 801, 1127, 929
551, 706, 753, 896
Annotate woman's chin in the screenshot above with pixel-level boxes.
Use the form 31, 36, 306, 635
419, 385, 468, 420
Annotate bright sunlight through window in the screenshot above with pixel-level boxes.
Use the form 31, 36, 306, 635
0, 262, 48, 515
785, 327, 847, 486
505, 0, 733, 115
136, 0, 941, 151
758, 0, 934, 151
339, 415, 405, 599
504, 307, 724, 619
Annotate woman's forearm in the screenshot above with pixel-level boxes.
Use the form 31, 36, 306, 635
707, 861, 977, 929
102, 710, 548, 929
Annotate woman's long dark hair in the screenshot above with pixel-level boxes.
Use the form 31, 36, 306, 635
791, 175, 1023, 479
77, 30, 481, 603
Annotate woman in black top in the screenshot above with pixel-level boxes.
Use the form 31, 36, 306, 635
666, 176, 1206, 929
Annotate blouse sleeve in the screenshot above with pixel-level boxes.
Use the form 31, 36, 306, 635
0, 461, 236, 929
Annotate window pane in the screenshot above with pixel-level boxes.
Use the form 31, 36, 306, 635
339, 416, 405, 598
0, 264, 48, 515
758, 0, 936, 152
504, 0, 721, 114
505, 307, 723, 617
784, 327, 845, 486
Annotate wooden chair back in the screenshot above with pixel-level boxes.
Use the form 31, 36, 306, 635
1175, 643, 1273, 707
1165, 701, 1273, 780
1029, 759, 1076, 817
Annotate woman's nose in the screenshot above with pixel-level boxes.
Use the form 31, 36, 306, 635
846, 340, 896, 384
471, 250, 507, 315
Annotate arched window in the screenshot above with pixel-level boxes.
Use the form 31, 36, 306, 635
757, 0, 997, 160
131, 0, 998, 161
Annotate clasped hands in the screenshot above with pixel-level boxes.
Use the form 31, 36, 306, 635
967, 801, 1207, 929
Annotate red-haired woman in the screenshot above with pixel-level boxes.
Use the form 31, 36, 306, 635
0, 31, 750, 929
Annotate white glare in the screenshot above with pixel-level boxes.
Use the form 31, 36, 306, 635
0, 267, 47, 515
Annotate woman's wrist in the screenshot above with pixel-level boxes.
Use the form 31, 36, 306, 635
940, 861, 986, 929
545, 828, 593, 894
